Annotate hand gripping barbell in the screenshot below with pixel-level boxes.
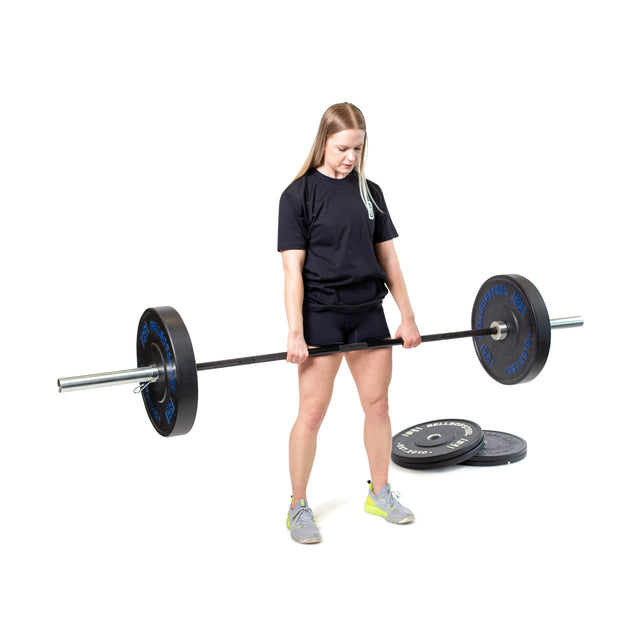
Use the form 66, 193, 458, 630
57, 274, 583, 437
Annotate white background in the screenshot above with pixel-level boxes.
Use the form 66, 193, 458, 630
2, 1, 638, 638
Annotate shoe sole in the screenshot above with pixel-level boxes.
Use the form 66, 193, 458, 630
293, 535, 322, 544
388, 515, 414, 524
364, 502, 414, 524
287, 518, 322, 543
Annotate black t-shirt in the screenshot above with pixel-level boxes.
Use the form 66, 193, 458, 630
278, 170, 398, 312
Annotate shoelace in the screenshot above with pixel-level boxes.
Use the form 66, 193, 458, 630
385, 490, 402, 511
292, 506, 315, 528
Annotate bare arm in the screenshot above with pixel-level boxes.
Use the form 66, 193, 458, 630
281, 249, 309, 363
375, 239, 421, 348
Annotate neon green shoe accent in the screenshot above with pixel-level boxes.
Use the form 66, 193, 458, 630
364, 494, 388, 518
365, 482, 415, 524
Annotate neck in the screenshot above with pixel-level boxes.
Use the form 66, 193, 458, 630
316, 165, 352, 180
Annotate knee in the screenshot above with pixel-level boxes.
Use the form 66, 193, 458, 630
296, 405, 327, 433
363, 396, 390, 422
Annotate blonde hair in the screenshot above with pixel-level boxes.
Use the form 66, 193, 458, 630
294, 102, 381, 213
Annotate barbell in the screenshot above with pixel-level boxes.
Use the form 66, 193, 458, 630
57, 274, 583, 437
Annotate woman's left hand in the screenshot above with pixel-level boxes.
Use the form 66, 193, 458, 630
395, 318, 422, 349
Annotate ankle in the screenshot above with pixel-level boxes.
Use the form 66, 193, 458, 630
369, 480, 388, 495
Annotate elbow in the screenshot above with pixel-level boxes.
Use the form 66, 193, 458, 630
283, 263, 301, 278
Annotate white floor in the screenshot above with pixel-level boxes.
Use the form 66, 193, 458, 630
2, 2, 637, 638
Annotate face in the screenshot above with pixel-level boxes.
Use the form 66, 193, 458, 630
318, 128, 365, 179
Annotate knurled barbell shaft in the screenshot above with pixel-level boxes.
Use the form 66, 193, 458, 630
195, 326, 497, 372
57, 316, 583, 393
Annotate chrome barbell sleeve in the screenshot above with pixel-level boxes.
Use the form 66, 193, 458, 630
58, 366, 159, 393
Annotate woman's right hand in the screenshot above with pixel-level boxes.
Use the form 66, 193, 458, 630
286, 331, 309, 364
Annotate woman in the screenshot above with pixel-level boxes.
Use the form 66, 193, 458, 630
278, 103, 421, 544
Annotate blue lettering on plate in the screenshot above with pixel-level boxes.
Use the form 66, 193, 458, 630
475, 285, 507, 329
144, 388, 162, 424
504, 334, 533, 375
477, 341, 494, 369
510, 289, 528, 317
139, 322, 150, 348
165, 397, 176, 424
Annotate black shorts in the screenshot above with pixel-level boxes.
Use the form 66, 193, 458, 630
303, 306, 391, 347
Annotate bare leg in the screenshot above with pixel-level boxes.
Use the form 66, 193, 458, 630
345, 347, 393, 494
289, 353, 343, 505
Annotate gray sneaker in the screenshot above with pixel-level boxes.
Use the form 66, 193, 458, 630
364, 481, 414, 524
287, 499, 322, 544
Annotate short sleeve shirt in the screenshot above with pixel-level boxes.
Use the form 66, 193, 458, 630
278, 170, 398, 311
